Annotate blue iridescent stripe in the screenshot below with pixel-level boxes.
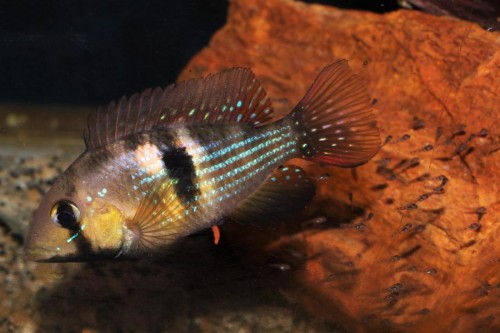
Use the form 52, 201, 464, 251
197, 124, 297, 205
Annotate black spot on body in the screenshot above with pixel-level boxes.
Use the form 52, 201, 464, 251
146, 130, 201, 203
161, 146, 199, 203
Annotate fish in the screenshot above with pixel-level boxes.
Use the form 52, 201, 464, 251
401, 0, 499, 31
24, 60, 380, 262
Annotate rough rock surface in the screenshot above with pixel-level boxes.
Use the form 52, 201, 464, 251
179, 0, 499, 332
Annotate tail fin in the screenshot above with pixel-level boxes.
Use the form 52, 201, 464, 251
290, 60, 380, 167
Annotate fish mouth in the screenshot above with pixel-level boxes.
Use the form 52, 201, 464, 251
24, 246, 48, 262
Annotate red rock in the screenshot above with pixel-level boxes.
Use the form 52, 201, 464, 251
179, 0, 499, 332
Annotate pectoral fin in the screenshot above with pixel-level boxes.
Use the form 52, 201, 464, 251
123, 172, 190, 253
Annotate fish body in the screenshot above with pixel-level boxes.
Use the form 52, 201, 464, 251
25, 60, 380, 262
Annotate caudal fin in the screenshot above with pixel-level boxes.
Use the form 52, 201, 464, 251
290, 60, 380, 167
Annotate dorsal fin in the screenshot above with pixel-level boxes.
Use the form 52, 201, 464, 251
84, 68, 275, 150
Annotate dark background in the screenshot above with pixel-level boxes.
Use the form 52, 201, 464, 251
0, 0, 402, 105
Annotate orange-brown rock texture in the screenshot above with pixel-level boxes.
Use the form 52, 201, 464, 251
179, 0, 499, 332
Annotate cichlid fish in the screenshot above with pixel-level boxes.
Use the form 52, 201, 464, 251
25, 60, 380, 262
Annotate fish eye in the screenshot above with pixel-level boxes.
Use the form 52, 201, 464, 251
50, 200, 81, 228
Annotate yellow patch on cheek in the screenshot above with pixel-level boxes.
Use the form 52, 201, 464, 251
82, 202, 124, 251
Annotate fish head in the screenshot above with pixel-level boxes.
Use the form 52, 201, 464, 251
25, 156, 127, 262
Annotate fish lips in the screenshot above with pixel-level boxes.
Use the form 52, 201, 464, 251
24, 243, 124, 262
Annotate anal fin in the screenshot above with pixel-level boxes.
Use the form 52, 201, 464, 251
228, 165, 316, 226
